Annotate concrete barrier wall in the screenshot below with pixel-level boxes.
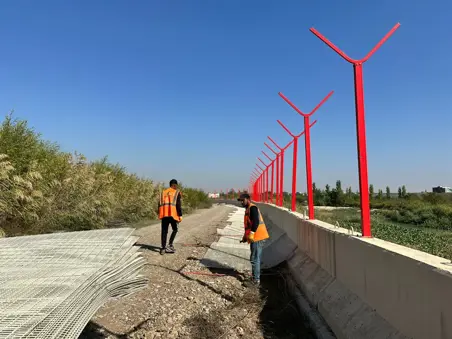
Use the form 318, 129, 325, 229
258, 203, 452, 339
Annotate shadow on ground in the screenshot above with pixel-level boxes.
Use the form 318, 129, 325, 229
136, 243, 161, 253
79, 322, 119, 339
259, 263, 318, 339
183, 263, 322, 339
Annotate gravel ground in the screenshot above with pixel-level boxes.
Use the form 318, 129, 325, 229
80, 204, 267, 339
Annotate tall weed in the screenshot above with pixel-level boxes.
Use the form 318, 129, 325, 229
0, 114, 210, 236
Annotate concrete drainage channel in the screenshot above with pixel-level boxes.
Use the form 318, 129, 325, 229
259, 264, 334, 339
206, 203, 335, 338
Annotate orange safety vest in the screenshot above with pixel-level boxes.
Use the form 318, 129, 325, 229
158, 187, 181, 222
244, 203, 269, 243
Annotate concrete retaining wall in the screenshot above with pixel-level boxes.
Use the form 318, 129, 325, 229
258, 203, 452, 339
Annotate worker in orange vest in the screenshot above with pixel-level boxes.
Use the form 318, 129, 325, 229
158, 179, 182, 255
238, 193, 269, 286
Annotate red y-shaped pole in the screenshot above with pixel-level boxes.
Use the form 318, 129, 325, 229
256, 163, 265, 202
265, 142, 280, 205
262, 150, 275, 204
253, 175, 258, 202
310, 23, 400, 236
252, 169, 261, 201
268, 137, 294, 207
255, 166, 263, 202
251, 175, 258, 201
258, 157, 269, 203
254, 176, 259, 202
276, 119, 318, 212
279, 91, 333, 218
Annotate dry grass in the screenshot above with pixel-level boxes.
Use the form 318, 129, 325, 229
0, 113, 211, 236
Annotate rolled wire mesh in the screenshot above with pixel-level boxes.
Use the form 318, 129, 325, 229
0, 228, 148, 339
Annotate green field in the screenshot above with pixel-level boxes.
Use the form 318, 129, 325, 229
250, 181, 452, 261
313, 207, 452, 260
220, 189, 452, 261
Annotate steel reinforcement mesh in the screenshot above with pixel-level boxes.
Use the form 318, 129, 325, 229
0, 228, 148, 339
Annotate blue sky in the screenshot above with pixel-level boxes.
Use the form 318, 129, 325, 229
0, 0, 451, 193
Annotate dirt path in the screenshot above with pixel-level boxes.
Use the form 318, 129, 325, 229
80, 204, 266, 339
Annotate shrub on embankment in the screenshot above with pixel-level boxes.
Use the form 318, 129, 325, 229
0, 113, 211, 236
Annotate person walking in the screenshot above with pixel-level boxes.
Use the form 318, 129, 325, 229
238, 193, 270, 286
158, 179, 182, 255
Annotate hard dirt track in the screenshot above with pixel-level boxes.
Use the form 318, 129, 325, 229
80, 204, 269, 339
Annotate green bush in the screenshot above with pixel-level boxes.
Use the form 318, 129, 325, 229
180, 186, 212, 213
0, 113, 210, 236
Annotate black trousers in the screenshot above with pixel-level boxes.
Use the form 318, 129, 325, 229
161, 217, 178, 249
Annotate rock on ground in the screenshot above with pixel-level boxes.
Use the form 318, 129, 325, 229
80, 204, 266, 339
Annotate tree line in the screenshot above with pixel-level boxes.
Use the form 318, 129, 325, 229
309, 181, 409, 207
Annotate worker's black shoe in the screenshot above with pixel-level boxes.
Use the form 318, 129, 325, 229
160, 248, 165, 255
242, 278, 260, 288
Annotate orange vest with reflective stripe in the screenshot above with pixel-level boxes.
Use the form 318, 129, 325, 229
158, 188, 181, 222
244, 203, 269, 243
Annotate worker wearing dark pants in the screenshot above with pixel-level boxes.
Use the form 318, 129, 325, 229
158, 179, 183, 255
161, 217, 179, 253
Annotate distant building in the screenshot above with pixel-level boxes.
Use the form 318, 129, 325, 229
432, 186, 452, 193
208, 193, 220, 199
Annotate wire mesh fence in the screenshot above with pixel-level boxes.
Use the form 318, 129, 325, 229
0, 228, 148, 339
